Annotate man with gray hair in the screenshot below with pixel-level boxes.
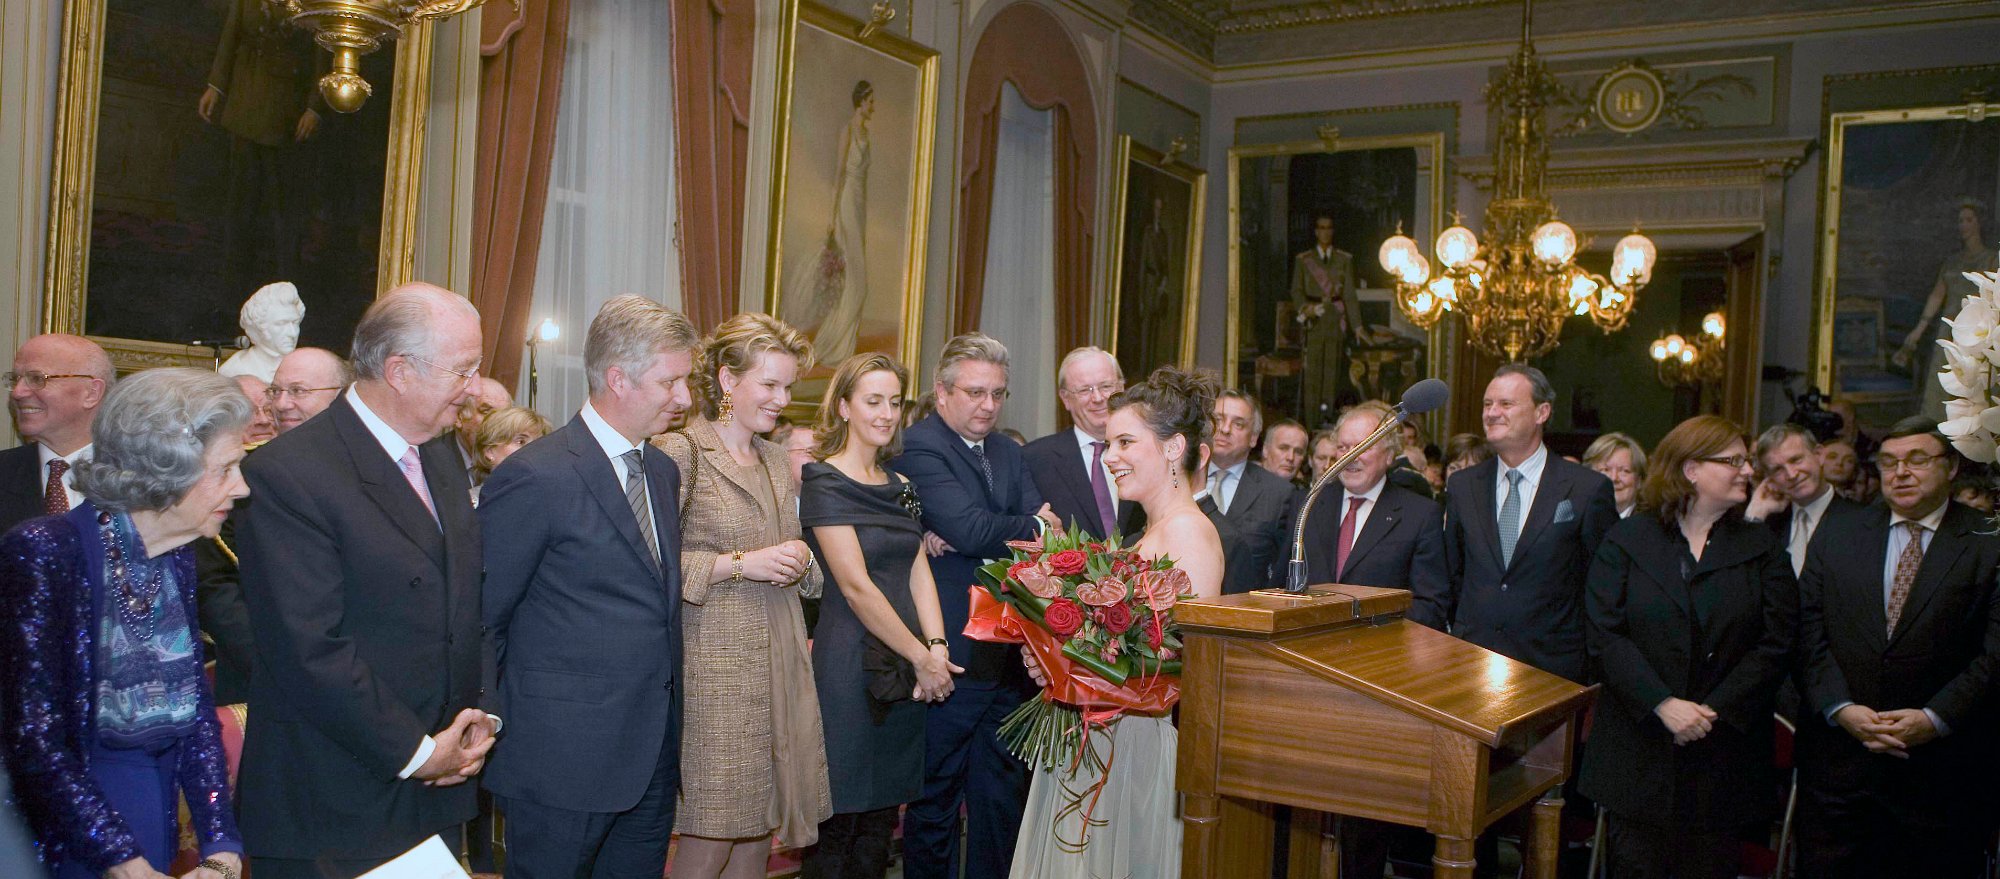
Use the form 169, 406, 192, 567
1433, 364, 1617, 683
0, 333, 116, 532
235, 282, 497, 878
453, 376, 514, 485
895, 332, 1054, 879
478, 295, 698, 878
1747, 422, 1860, 575
1024, 346, 1134, 540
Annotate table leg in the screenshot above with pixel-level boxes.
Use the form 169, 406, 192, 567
1433, 835, 1475, 879
1524, 791, 1564, 879
1181, 793, 1221, 878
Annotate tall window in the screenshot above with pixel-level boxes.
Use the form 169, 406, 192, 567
978, 83, 1057, 438
527, 0, 681, 419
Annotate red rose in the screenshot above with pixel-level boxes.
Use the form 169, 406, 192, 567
1047, 549, 1088, 576
1044, 599, 1085, 637
1087, 542, 1106, 554
1145, 615, 1165, 650
1094, 602, 1134, 634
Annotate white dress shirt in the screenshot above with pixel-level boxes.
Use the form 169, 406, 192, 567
348, 389, 504, 778
580, 401, 658, 539
1493, 443, 1549, 545
1208, 459, 1249, 515
1339, 477, 1387, 547
1074, 427, 1119, 506
1787, 488, 1838, 575
36, 443, 91, 510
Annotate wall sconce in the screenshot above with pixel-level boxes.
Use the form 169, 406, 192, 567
526, 318, 559, 409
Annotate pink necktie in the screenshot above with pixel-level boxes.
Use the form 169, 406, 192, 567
1334, 496, 1365, 579
398, 447, 438, 523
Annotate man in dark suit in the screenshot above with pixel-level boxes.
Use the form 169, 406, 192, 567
1297, 400, 1449, 877
480, 296, 697, 878
1434, 364, 1617, 683
1746, 422, 1862, 576
1204, 389, 1299, 593
1797, 417, 2000, 878
894, 333, 1058, 879
0, 333, 114, 533
1023, 346, 1138, 541
236, 284, 496, 878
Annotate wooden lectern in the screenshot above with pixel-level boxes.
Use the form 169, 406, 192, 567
1176, 586, 1596, 879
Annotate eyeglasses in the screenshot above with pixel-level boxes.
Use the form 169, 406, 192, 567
4, 371, 97, 391
1877, 453, 1944, 474
1696, 454, 1753, 469
264, 385, 341, 401
948, 383, 1009, 403
404, 353, 482, 387
1061, 381, 1123, 401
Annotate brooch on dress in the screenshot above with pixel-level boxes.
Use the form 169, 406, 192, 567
897, 483, 923, 521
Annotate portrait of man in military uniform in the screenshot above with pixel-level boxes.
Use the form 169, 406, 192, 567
1290, 214, 1359, 426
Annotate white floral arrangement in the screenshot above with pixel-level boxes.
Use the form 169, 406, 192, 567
1938, 269, 2000, 463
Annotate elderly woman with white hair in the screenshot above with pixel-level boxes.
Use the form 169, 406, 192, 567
0, 368, 253, 879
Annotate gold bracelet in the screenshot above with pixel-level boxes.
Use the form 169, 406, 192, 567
731, 550, 745, 582
199, 859, 241, 879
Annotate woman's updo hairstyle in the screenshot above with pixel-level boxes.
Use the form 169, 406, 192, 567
696, 312, 815, 420
1110, 365, 1219, 476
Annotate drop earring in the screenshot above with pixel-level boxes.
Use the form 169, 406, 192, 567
718, 390, 734, 424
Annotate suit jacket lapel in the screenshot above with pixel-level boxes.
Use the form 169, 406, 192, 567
1224, 467, 1261, 521
1507, 463, 1567, 575
568, 421, 662, 578
644, 448, 682, 590
1891, 504, 1974, 646
1049, 437, 1100, 535
331, 398, 445, 572
1852, 507, 1892, 651
1469, 459, 1505, 572
1340, 488, 1400, 579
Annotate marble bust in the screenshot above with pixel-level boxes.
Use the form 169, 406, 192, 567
218, 281, 305, 382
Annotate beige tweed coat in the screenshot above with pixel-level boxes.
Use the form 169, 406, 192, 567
652, 417, 831, 843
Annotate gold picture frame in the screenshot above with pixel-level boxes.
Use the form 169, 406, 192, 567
1226, 133, 1447, 420
763, 0, 937, 413
1108, 135, 1206, 376
43, 1, 434, 372
1813, 100, 2000, 430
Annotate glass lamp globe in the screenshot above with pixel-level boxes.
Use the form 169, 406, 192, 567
1679, 347, 1696, 365
1379, 234, 1421, 278
1427, 275, 1456, 305
1650, 339, 1670, 361
1435, 225, 1479, 269
1531, 220, 1578, 265
536, 318, 561, 343
1701, 311, 1726, 339
1663, 334, 1686, 356
1613, 233, 1658, 286
1397, 253, 1432, 287
1410, 290, 1436, 314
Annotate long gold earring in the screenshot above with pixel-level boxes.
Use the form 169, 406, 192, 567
719, 390, 734, 424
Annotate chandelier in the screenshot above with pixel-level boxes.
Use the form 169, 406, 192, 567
1648, 311, 1726, 387
1378, 0, 1656, 362
268, 0, 499, 113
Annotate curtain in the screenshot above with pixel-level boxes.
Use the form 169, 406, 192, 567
979, 84, 1057, 440
523, 0, 682, 420
956, 3, 1096, 396
671, 0, 758, 332
471, 0, 570, 393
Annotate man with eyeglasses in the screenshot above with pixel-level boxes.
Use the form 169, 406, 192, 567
893, 332, 1056, 879
1023, 346, 1136, 541
234, 283, 497, 878
1796, 416, 2000, 878
0, 333, 115, 533
267, 346, 354, 434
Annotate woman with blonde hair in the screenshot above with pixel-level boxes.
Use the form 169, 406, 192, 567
468, 406, 553, 504
798, 352, 957, 878
1580, 415, 1796, 878
1583, 431, 1647, 519
653, 313, 832, 878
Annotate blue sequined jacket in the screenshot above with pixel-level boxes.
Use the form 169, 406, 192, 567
0, 504, 242, 871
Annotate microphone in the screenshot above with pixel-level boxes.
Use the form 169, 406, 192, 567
186, 337, 249, 349
1282, 378, 1452, 594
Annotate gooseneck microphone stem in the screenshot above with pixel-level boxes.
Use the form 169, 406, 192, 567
1283, 378, 1450, 594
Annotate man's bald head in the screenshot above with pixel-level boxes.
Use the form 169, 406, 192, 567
270, 346, 353, 433
9, 334, 114, 454
456, 375, 513, 451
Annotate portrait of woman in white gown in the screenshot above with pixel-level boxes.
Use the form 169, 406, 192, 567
783, 80, 874, 364
1012, 365, 1225, 879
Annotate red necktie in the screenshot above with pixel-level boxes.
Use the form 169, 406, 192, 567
1334, 495, 1365, 579
43, 459, 69, 515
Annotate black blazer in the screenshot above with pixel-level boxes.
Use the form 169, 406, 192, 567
1022, 430, 1138, 541
193, 519, 254, 705
1760, 491, 1863, 546
1205, 462, 1300, 594
1299, 481, 1448, 602
0, 444, 46, 536
1578, 514, 1797, 828
1797, 501, 2000, 825
478, 417, 683, 814
1435, 452, 1619, 682
893, 415, 1043, 683
234, 395, 490, 861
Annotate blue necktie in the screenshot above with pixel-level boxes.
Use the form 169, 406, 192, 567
1498, 469, 1524, 568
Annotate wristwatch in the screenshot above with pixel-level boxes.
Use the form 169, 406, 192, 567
926, 637, 948, 648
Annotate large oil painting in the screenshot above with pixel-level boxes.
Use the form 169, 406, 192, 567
46, 0, 424, 369
1816, 103, 2000, 435
765, 0, 937, 387
1228, 134, 1443, 430
1109, 136, 1205, 380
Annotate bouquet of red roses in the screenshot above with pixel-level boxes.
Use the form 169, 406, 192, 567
965, 526, 1190, 773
